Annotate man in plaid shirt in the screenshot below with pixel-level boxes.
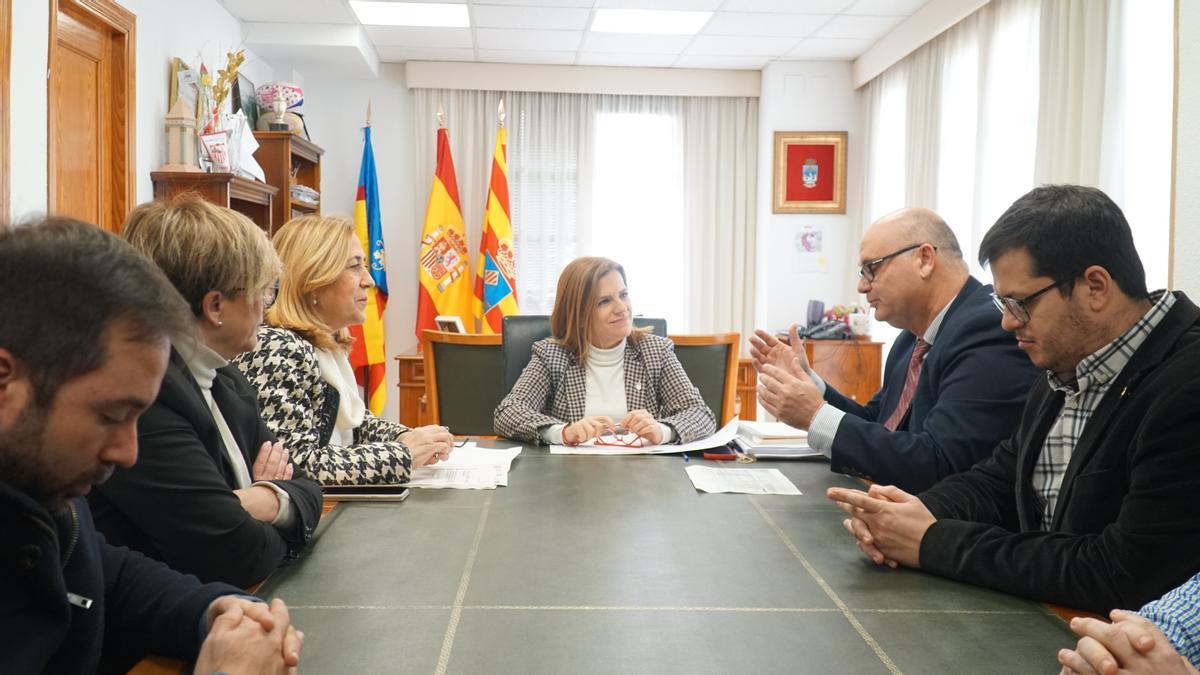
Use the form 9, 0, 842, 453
826, 185, 1200, 614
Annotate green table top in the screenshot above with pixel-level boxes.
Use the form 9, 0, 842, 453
257, 445, 1076, 674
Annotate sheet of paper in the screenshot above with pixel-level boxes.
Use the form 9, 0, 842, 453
407, 444, 521, 489
550, 419, 739, 456
684, 465, 802, 495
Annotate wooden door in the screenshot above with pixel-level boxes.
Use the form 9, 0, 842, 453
47, 0, 134, 233
1, 0, 10, 219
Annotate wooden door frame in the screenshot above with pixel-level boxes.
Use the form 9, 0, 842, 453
1, 0, 11, 220
47, 0, 135, 231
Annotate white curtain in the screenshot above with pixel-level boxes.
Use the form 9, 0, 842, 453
857, 0, 1170, 288
412, 89, 758, 337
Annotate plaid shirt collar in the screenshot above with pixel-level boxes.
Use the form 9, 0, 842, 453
1047, 290, 1175, 395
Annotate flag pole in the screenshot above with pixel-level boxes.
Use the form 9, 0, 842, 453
497, 98, 505, 128
365, 100, 372, 128
437, 102, 445, 129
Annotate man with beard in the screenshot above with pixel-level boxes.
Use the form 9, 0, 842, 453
0, 218, 303, 674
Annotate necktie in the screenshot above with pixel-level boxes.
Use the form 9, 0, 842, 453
882, 338, 931, 431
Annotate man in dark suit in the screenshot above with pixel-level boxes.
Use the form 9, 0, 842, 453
753, 207, 1038, 492
828, 185, 1200, 614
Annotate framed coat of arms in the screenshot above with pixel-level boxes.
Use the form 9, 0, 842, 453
773, 131, 847, 214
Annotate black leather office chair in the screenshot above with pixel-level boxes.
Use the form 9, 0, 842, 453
421, 330, 506, 436
501, 315, 668, 391
669, 333, 740, 425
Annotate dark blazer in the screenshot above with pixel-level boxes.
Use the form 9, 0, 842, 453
2, 487, 238, 674
494, 333, 717, 443
918, 292, 1200, 613
89, 349, 322, 588
824, 276, 1039, 492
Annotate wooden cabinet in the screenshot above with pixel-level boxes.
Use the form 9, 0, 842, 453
735, 338, 883, 421
252, 131, 323, 232
396, 352, 430, 427
150, 171, 278, 231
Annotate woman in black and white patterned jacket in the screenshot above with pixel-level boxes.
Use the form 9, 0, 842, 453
495, 256, 715, 445
234, 215, 454, 485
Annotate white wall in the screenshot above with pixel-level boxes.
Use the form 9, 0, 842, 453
9, 0, 49, 220
6, 0, 267, 221
297, 64, 415, 424
755, 61, 865, 334
1174, 0, 1200, 295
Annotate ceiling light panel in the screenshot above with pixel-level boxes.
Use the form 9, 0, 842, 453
591, 9, 714, 35
350, 2, 469, 27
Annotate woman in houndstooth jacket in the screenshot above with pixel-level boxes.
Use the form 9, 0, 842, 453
494, 257, 715, 445
234, 215, 454, 485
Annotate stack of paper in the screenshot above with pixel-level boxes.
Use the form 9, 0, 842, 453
734, 421, 823, 459
407, 444, 521, 490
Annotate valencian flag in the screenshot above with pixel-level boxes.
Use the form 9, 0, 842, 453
416, 119, 473, 340
348, 124, 389, 415
474, 102, 518, 333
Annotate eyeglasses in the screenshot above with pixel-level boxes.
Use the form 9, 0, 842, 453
990, 278, 1075, 324
263, 281, 279, 311
859, 244, 933, 282
593, 429, 644, 448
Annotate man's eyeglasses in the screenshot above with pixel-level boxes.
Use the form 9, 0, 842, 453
990, 278, 1075, 324
859, 244, 933, 282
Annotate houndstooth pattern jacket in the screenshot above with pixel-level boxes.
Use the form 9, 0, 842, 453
494, 333, 716, 444
233, 326, 413, 485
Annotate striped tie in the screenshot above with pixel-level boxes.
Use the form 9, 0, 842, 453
882, 338, 931, 431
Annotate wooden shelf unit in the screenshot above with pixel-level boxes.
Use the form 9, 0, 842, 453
150, 171, 278, 232
252, 131, 323, 232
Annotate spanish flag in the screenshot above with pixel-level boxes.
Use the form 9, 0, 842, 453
416, 125, 473, 339
474, 113, 518, 333
348, 126, 388, 415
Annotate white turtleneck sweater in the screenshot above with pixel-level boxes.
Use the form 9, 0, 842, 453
178, 338, 295, 529
540, 339, 675, 445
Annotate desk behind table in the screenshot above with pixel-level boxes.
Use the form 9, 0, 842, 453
237, 444, 1074, 674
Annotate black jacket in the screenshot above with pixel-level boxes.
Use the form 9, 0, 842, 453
1, 485, 238, 674
919, 291, 1200, 613
89, 350, 322, 587
825, 276, 1039, 492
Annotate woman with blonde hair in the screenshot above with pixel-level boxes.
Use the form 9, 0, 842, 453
234, 214, 452, 484
89, 195, 323, 587
494, 256, 715, 445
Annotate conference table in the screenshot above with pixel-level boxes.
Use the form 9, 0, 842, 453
246, 443, 1077, 674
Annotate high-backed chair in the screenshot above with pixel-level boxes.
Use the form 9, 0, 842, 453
421, 330, 505, 436
501, 315, 668, 391
668, 333, 741, 425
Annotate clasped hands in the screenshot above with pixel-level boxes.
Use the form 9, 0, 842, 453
199, 596, 303, 675
1058, 610, 1199, 675
749, 326, 824, 430
563, 410, 663, 446
825, 484, 936, 570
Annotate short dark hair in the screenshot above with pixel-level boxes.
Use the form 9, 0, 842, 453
0, 217, 193, 406
978, 185, 1148, 298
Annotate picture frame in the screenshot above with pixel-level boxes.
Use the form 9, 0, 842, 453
773, 131, 847, 214
434, 315, 466, 333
